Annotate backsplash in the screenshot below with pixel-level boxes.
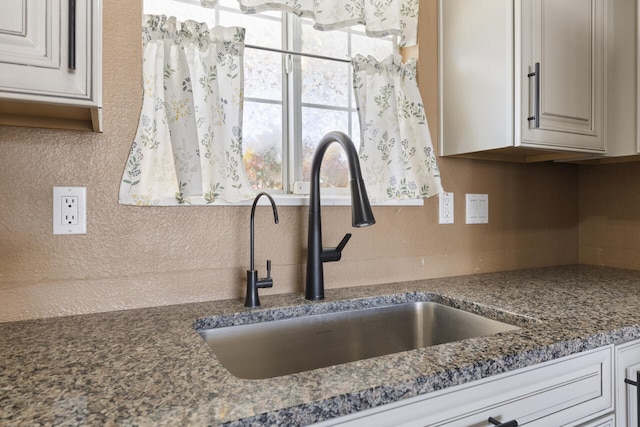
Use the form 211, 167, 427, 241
0, 0, 591, 322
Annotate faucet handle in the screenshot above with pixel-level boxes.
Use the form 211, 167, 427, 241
257, 260, 274, 289
321, 233, 352, 263
336, 233, 352, 253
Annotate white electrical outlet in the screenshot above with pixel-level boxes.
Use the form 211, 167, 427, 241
466, 194, 489, 224
439, 192, 454, 224
53, 187, 87, 234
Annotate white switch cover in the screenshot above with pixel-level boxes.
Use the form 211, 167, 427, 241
466, 194, 488, 224
53, 187, 87, 234
439, 192, 454, 224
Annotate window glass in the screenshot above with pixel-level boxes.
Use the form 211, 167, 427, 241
243, 101, 283, 190
301, 57, 350, 107
245, 49, 282, 102
352, 111, 362, 147
301, 21, 349, 59
143, 0, 395, 193
301, 107, 350, 186
352, 31, 395, 61
144, 0, 214, 23
219, 10, 282, 49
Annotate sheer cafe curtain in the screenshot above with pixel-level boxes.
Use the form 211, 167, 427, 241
119, 15, 254, 206
121, 2, 444, 205
352, 54, 444, 203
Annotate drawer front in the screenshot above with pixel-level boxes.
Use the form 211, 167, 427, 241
316, 346, 613, 427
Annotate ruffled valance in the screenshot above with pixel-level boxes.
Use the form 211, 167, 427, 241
199, 0, 419, 46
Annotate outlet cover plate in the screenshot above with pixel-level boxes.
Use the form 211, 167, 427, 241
53, 187, 87, 234
439, 192, 454, 224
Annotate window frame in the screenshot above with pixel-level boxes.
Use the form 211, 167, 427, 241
240, 10, 368, 195
142, 0, 423, 206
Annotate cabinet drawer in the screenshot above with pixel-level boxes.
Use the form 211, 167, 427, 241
315, 346, 613, 427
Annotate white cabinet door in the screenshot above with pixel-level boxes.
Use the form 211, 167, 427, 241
520, 0, 606, 153
0, 0, 101, 108
438, 0, 515, 157
0, 0, 54, 67
616, 339, 640, 427
439, 0, 607, 161
603, 0, 637, 158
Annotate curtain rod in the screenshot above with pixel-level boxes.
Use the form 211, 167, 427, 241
245, 43, 352, 63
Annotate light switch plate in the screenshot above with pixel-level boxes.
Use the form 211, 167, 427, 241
53, 187, 87, 234
466, 194, 488, 224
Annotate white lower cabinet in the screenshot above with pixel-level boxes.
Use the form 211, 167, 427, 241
313, 346, 613, 427
615, 338, 640, 427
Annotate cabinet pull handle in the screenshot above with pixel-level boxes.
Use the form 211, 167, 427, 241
624, 371, 640, 427
68, 0, 76, 69
527, 62, 540, 128
488, 416, 518, 427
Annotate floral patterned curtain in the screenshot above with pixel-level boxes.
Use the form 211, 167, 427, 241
199, 0, 419, 46
353, 54, 444, 202
119, 15, 255, 206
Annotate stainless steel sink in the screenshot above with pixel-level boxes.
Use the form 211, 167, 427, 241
197, 301, 519, 379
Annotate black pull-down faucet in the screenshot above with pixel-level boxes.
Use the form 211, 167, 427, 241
245, 192, 279, 308
305, 131, 376, 301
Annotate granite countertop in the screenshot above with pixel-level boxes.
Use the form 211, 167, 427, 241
3, 265, 640, 426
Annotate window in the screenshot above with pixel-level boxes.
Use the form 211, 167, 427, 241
143, 0, 395, 195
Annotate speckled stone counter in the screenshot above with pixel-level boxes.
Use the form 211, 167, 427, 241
3, 265, 640, 426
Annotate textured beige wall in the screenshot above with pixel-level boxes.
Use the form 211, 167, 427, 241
0, 0, 580, 323
579, 163, 640, 268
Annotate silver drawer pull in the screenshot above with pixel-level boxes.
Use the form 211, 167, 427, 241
527, 62, 540, 128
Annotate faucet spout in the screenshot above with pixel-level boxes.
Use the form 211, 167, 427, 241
246, 192, 279, 308
305, 131, 375, 301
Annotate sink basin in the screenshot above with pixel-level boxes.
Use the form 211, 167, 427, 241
197, 301, 520, 379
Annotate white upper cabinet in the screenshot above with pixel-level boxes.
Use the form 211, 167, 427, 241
439, 0, 607, 162
600, 0, 638, 159
520, 0, 605, 152
0, 0, 102, 131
